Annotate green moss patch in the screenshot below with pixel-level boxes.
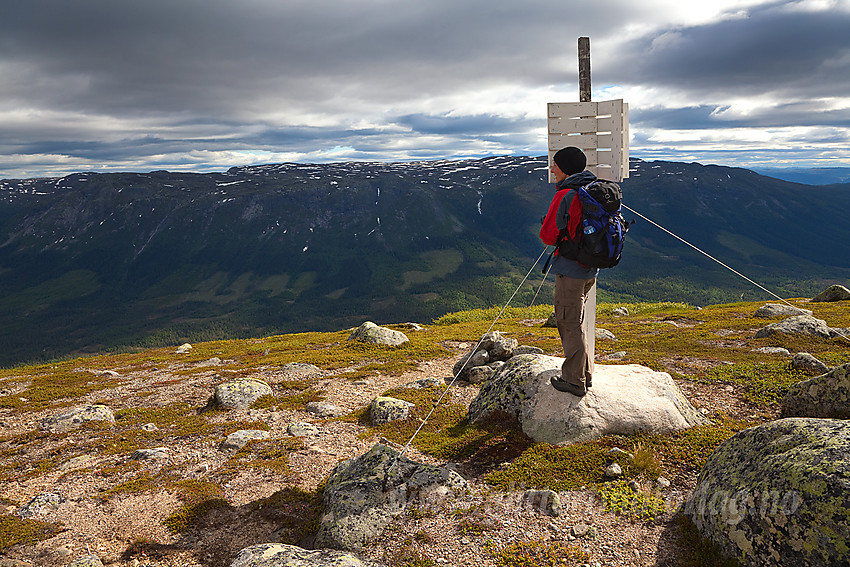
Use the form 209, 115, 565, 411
368, 387, 532, 465
486, 539, 590, 566
597, 479, 666, 521
163, 498, 232, 534
0, 513, 60, 552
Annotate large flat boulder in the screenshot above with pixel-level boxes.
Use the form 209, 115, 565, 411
468, 354, 708, 445
315, 444, 467, 551
684, 418, 850, 567
781, 363, 850, 419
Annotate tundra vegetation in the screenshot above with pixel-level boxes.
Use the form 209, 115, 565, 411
0, 298, 847, 566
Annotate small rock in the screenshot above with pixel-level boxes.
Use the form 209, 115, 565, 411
141, 423, 158, 432
544, 313, 557, 328
791, 352, 829, 375
604, 463, 623, 478
811, 284, 850, 302
40, 404, 115, 433
596, 328, 616, 340
305, 401, 341, 418
348, 321, 409, 346
286, 422, 320, 437
607, 447, 633, 461
751, 346, 792, 356
467, 365, 495, 384
657, 477, 671, 489
612, 307, 629, 316
370, 397, 414, 425
523, 489, 562, 517
130, 447, 169, 460
67, 556, 104, 567
572, 523, 591, 538
197, 357, 222, 367
754, 303, 813, 318
404, 376, 443, 389
214, 377, 273, 410
221, 430, 270, 450
175, 343, 192, 354
17, 492, 64, 519
608, 351, 627, 360
628, 479, 640, 492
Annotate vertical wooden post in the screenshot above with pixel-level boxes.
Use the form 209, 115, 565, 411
578, 37, 591, 103
578, 36, 596, 374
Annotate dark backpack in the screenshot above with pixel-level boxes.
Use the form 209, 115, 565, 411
556, 179, 629, 269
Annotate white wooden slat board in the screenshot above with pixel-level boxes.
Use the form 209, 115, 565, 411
547, 100, 629, 182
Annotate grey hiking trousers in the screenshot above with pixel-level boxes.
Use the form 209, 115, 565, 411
554, 274, 596, 387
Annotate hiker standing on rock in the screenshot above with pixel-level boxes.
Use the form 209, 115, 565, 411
539, 147, 598, 397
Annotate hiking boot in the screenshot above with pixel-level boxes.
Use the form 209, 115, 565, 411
550, 376, 587, 397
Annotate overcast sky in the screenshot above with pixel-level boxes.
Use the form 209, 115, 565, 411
1, 0, 849, 179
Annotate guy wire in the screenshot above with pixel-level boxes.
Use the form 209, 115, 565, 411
383, 201, 848, 487
384, 245, 551, 482
622, 203, 850, 343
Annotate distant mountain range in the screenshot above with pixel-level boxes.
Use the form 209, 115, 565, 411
1, 157, 849, 366
751, 167, 850, 185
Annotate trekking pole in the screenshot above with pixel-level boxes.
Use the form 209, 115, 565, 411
530, 246, 554, 308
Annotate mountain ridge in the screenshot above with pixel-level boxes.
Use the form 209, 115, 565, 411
1, 156, 849, 365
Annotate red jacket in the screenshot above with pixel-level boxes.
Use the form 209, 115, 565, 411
539, 188, 582, 249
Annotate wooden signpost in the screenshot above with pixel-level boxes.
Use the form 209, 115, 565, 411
547, 37, 630, 370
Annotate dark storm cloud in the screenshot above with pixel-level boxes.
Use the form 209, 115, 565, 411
608, 2, 850, 99
0, 0, 848, 178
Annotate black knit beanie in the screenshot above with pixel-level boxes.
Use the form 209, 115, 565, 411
553, 147, 587, 175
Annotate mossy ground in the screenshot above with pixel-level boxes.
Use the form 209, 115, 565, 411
0, 299, 847, 565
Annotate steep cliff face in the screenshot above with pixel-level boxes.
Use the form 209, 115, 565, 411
0, 156, 848, 365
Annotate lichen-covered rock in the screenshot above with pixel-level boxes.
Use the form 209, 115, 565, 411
596, 328, 616, 340
811, 284, 850, 302
222, 430, 270, 450
130, 447, 169, 460
468, 355, 708, 445
67, 556, 104, 567
306, 401, 341, 418
214, 378, 272, 410
467, 365, 495, 385
684, 418, 850, 567
543, 313, 557, 328
751, 346, 792, 356
287, 422, 320, 437
370, 397, 414, 425
403, 376, 444, 389
315, 444, 468, 551
480, 331, 518, 359
514, 345, 544, 355
781, 363, 850, 419
175, 343, 192, 354
40, 404, 115, 433
347, 321, 408, 347
754, 315, 834, 339
279, 362, 323, 377
612, 306, 629, 316
791, 352, 829, 375
229, 543, 383, 567
17, 492, 64, 518
522, 489, 562, 517
754, 303, 813, 318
